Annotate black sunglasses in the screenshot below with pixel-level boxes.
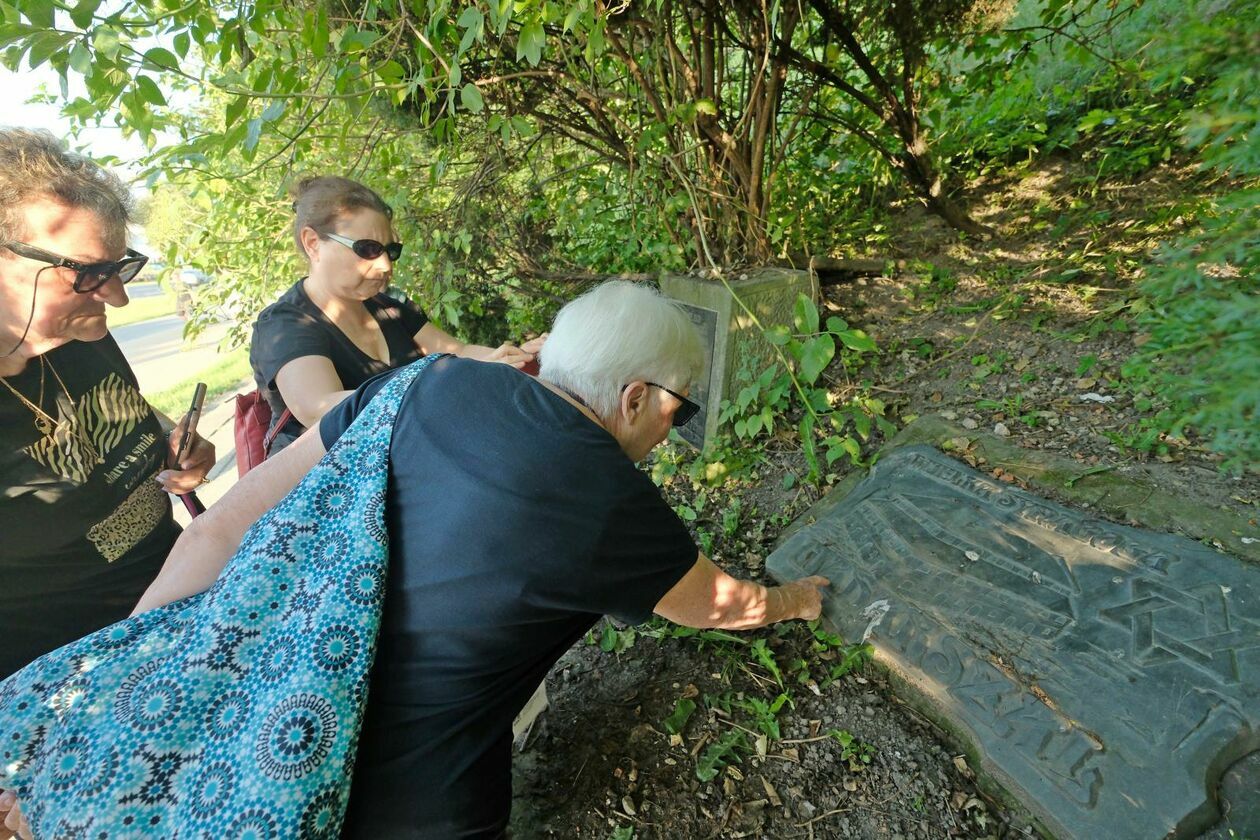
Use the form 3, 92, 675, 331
5, 241, 148, 293
627, 381, 701, 427
323, 232, 403, 262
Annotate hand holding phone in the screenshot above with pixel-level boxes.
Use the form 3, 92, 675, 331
171, 382, 207, 469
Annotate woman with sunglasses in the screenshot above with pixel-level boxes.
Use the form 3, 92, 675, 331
0, 129, 216, 681
249, 175, 543, 457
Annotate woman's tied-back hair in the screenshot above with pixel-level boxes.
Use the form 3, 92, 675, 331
540, 280, 705, 419
0, 128, 135, 249
290, 175, 393, 258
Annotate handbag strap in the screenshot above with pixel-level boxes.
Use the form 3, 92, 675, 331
262, 407, 293, 455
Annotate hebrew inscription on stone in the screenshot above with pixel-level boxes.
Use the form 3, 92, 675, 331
767, 445, 1259, 839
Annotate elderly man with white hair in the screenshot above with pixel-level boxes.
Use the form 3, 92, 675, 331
104, 280, 830, 838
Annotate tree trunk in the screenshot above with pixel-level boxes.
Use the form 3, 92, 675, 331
895, 125, 993, 237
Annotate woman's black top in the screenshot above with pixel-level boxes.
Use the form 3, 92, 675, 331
249, 279, 428, 454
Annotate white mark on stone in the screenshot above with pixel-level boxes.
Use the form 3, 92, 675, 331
860, 599, 891, 642
964, 550, 980, 562
1032, 571, 1042, 584
1079, 392, 1116, 403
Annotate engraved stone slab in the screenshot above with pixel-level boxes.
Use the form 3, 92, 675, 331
767, 445, 1260, 839
661, 268, 818, 448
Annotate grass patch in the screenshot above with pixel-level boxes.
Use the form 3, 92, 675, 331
107, 293, 177, 329
145, 347, 251, 418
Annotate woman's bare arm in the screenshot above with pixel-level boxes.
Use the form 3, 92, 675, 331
414, 322, 533, 368
273, 355, 354, 429
132, 426, 328, 615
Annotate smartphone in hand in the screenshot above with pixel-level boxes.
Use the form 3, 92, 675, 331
171, 382, 207, 469
171, 383, 209, 518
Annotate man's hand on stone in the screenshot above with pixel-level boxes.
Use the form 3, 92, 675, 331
781, 575, 830, 621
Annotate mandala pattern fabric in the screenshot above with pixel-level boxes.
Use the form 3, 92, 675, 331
0, 354, 438, 839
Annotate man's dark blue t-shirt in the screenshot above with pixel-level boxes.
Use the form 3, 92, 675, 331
320, 356, 697, 839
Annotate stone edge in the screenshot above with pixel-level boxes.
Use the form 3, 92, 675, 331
767, 414, 1260, 838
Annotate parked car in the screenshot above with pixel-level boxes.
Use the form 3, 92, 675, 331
172, 267, 211, 319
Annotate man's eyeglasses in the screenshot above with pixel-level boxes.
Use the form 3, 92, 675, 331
5, 241, 148, 293
322, 232, 403, 262
642, 382, 701, 427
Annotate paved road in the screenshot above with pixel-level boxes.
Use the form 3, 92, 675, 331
127, 281, 164, 300
114, 315, 234, 396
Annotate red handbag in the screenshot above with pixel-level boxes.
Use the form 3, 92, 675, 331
233, 390, 292, 477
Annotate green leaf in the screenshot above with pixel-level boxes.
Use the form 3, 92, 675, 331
90, 27, 119, 59
837, 330, 876, 352
799, 334, 835, 384
458, 5, 484, 29
224, 95, 248, 128
261, 99, 285, 122
69, 0, 101, 30
663, 698, 696, 735
696, 731, 746, 782
517, 20, 543, 66
825, 435, 861, 466
311, 6, 329, 58
142, 47, 180, 71
825, 316, 848, 333
339, 28, 378, 53
794, 293, 819, 335
135, 75, 167, 107
460, 83, 484, 113
25, 0, 54, 29
27, 31, 72, 70
584, 18, 605, 62
799, 416, 819, 482
173, 31, 190, 59
764, 324, 791, 346
853, 412, 872, 440
243, 117, 263, 152
599, 622, 618, 652
562, 4, 585, 33
68, 41, 91, 74
0, 23, 40, 51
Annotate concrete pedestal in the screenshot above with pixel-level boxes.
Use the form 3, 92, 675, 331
661, 269, 817, 448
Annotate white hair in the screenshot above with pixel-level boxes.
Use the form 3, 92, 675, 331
540, 280, 704, 418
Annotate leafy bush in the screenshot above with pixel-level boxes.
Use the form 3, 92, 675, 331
939, 0, 1225, 179
1121, 6, 1259, 470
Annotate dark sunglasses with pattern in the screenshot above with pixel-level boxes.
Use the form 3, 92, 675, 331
322, 232, 403, 262
5, 241, 149, 293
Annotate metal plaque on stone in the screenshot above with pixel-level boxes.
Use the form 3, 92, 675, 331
674, 302, 717, 449
768, 445, 1260, 839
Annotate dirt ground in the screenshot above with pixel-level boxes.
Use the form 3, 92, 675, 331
508, 156, 1259, 839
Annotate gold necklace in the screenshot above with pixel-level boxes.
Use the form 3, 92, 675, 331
1, 358, 56, 434
1, 356, 103, 464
